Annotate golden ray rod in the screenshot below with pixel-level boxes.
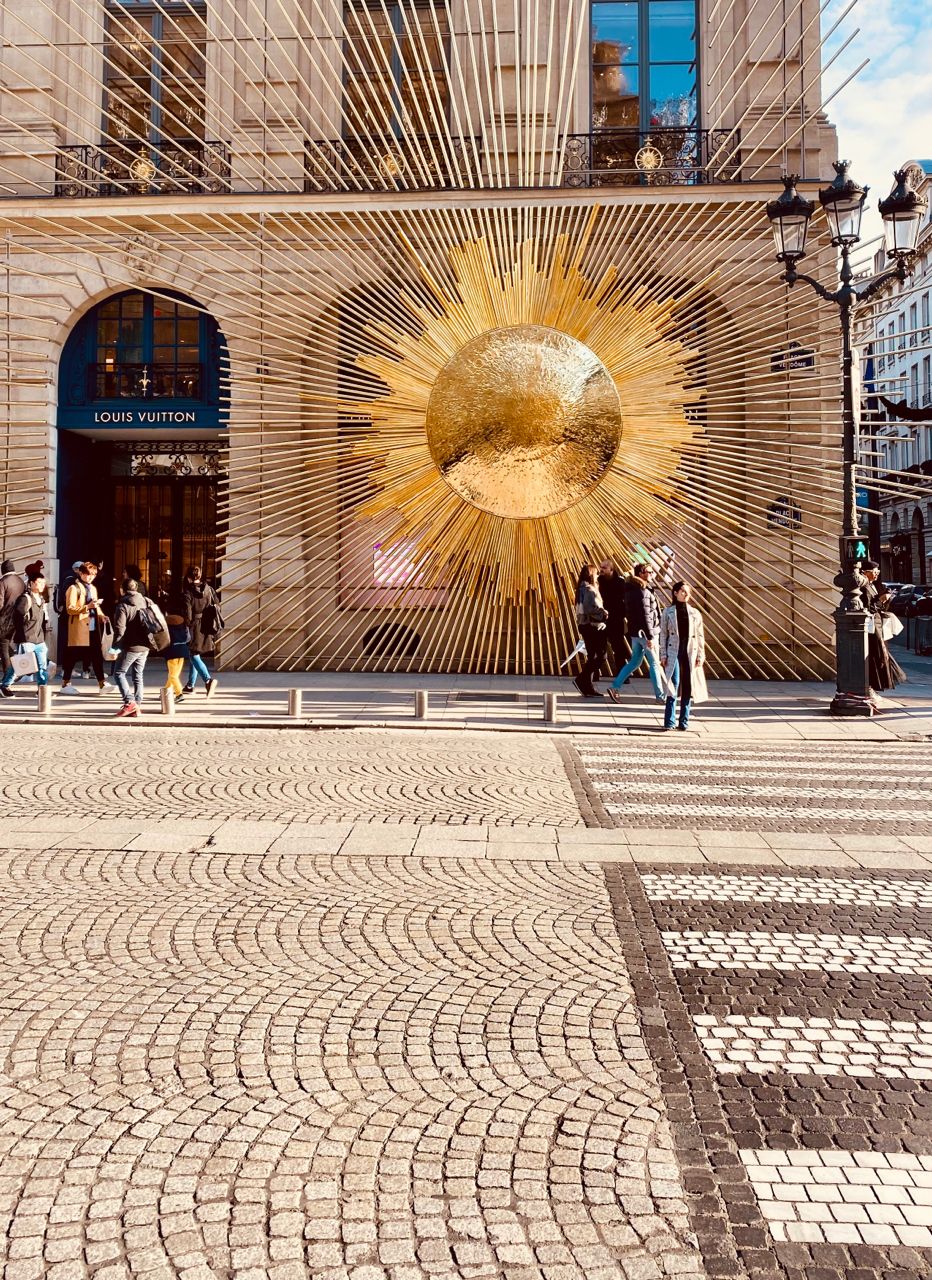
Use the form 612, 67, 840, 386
745, 60, 870, 180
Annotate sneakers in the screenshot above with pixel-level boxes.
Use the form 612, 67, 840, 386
115, 702, 139, 718
182, 683, 194, 693
0, 686, 13, 699
58, 683, 79, 696
606, 687, 622, 704
174, 694, 185, 704
204, 678, 218, 699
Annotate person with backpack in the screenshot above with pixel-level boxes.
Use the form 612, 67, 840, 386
0, 558, 26, 698
182, 565, 221, 698
111, 578, 168, 719
5, 568, 52, 691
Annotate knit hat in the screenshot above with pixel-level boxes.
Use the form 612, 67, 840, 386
0, 560, 14, 574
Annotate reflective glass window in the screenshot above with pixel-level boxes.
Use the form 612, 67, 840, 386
591, 0, 697, 131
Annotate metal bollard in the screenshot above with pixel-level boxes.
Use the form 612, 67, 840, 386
543, 692, 558, 723
160, 688, 176, 717
37, 685, 52, 716
415, 690, 428, 719
288, 688, 303, 718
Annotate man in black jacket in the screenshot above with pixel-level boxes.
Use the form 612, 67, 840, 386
598, 559, 628, 676
0, 558, 25, 696
112, 579, 151, 719
606, 562, 665, 701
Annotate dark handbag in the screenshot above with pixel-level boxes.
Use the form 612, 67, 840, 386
201, 597, 224, 638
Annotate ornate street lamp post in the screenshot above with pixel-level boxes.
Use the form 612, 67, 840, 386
765, 162, 928, 714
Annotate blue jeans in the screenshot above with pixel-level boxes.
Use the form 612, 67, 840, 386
115, 650, 147, 705
610, 636, 664, 698
2, 642, 49, 688
187, 654, 211, 688
663, 659, 692, 729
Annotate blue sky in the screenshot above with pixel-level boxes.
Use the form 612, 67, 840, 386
826, 0, 932, 246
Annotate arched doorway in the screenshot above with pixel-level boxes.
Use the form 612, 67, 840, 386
57, 288, 227, 606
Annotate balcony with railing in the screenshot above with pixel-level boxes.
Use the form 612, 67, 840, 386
55, 142, 230, 198
304, 135, 485, 193
561, 127, 739, 187
89, 362, 203, 401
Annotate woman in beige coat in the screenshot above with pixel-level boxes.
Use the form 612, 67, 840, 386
60, 561, 107, 694
659, 581, 707, 731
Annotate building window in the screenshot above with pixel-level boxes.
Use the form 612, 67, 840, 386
909, 301, 918, 347
922, 292, 930, 341
899, 312, 906, 349
923, 354, 931, 406
104, 2, 207, 148
93, 291, 204, 400
342, 1, 449, 140
592, 1, 698, 131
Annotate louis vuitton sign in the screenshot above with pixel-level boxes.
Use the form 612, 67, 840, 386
93, 410, 198, 424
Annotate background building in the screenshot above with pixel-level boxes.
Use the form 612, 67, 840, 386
0, 0, 844, 676
860, 160, 932, 586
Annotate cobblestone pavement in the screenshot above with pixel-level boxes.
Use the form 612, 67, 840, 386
0, 727, 581, 827
0, 850, 705, 1280
622, 864, 932, 1280
571, 739, 932, 834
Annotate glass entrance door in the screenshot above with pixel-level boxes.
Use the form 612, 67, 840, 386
111, 476, 218, 604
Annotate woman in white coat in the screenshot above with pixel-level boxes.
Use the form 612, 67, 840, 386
659, 581, 707, 731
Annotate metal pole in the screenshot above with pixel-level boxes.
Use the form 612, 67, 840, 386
830, 249, 872, 716
160, 688, 176, 717
543, 692, 557, 723
288, 688, 302, 718
414, 690, 428, 719
37, 685, 52, 715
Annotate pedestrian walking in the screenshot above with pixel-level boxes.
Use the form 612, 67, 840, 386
163, 601, 191, 703
859, 561, 906, 704
182, 566, 221, 697
60, 562, 109, 695
0, 558, 26, 698
598, 558, 628, 675
572, 564, 608, 697
2, 568, 52, 693
111, 578, 156, 718
659, 581, 707, 731
606, 563, 664, 702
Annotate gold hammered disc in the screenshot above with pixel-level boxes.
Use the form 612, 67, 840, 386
425, 323, 623, 519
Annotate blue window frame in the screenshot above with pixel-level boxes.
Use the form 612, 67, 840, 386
59, 290, 224, 412
592, 0, 698, 130
103, 2, 207, 149
342, 1, 449, 140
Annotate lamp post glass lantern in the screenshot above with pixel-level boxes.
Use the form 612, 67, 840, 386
819, 160, 868, 246
765, 174, 814, 261
764, 161, 926, 716
879, 168, 928, 257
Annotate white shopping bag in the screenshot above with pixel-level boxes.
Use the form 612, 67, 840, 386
11, 649, 39, 677
560, 638, 587, 669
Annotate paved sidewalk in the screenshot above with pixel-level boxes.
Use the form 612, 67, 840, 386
1, 660, 931, 740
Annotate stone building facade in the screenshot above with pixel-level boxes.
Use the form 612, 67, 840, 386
862, 161, 932, 587
0, 0, 842, 676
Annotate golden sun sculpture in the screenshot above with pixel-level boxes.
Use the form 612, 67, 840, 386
350, 224, 707, 609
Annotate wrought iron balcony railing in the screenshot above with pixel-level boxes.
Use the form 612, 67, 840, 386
304, 134, 485, 192
55, 142, 230, 198
561, 127, 739, 187
89, 362, 203, 401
